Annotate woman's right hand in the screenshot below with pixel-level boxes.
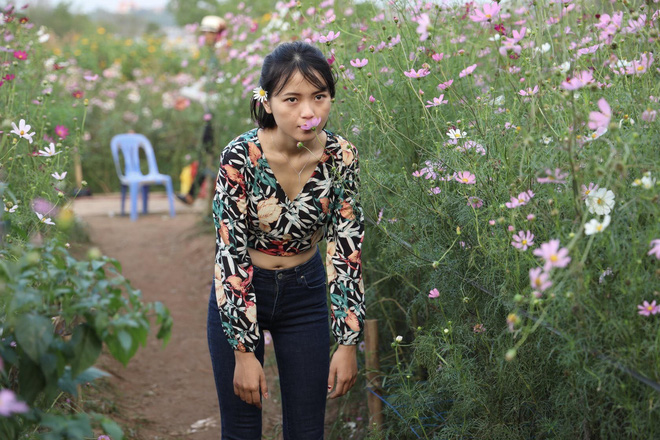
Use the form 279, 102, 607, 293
233, 352, 269, 409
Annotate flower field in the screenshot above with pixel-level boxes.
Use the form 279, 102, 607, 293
1, 0, 659, 438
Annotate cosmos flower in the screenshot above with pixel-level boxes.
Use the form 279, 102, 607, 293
533, 239, 571, 271
585, 188, 615, 215
11, 119, 36, 144
38, 143, 60, 157
584, 215, 611, 235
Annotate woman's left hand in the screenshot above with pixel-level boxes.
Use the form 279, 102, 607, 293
327, 344, 358, 399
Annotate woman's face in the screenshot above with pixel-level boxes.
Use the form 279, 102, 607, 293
263, 70, 332, 146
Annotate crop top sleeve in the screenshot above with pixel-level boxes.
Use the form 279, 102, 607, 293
325, 138, 366, 346
212, 141, 260, 353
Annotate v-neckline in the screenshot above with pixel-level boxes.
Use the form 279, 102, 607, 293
254, 128, 329, 204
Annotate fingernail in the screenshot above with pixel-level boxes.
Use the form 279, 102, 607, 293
327, 385, 332, 390
264, 392, 269, 399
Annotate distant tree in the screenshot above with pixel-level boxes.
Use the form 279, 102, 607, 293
167, 0, 222, 26
27, 1, 94, 36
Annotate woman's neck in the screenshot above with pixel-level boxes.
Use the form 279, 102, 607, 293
265, 128, 325, 158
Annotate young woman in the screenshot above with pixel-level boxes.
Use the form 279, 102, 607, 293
207, 41, 365, 439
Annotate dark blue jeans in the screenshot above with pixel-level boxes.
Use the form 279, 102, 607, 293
207, 247, 330, 440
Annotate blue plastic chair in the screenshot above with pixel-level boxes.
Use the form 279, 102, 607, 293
110, 133, 176, 221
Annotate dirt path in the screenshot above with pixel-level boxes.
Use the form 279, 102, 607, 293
73, 193, 284, 439
73, 194, 352, 439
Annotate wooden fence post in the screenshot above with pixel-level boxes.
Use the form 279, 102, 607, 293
365, 319, 382, 430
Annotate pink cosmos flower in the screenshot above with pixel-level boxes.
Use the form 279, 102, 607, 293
318, 30, 340, 43
529, 267, 552, 292
54, 125, 69, 140
519, 85, 539, 96
425, 94, 448, 108
473, 323, 486, 333
469, 2, 501, 23
0, 389, 30, 416
581, 182, 600, 200
431, 53, 444, 62
626, 52, 653, 75
588, 98, 611, 130
637, 300, 659, 316
459, 64, 477, 78
414, 13, 432, 41
437, 80, 453, 90
428, 288, 440, 298
13, 50, 27, 60
505, 190, 534, 208
641, 109, 657, 122
300, 117, 322, 131
455, 171, 476, 184
404, 68, 430, 79
648, 239, 660, 259
537, 168, 568, 184
533, 239, 571, 271
512, 230, 534, 251
561, 70, 594, 90
350, 58, 368, 68
467, 197, 483, 208
83, 74, 99, 81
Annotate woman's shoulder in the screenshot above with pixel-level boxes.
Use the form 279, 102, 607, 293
220, 128, 260, 167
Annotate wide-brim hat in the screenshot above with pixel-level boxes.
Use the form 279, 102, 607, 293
200, 15, 226, 32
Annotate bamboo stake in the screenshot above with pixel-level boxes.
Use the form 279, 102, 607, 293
365, 319, 382, 429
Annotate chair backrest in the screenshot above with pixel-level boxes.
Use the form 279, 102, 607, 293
110, 133, 160, 178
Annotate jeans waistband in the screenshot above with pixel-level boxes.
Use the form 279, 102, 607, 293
253, 245, 321, 278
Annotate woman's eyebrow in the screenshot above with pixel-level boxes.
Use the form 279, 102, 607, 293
281, 88, 328, 97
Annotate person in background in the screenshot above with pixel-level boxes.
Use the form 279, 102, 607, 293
207, 41, 365, 439
177, 15, 227, 206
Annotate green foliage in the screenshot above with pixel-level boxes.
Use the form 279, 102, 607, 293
0, 6, 172, 439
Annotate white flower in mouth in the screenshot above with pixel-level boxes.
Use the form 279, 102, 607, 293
252, 86, 268, 103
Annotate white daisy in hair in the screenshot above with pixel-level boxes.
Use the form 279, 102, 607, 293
252, 86, 268, 103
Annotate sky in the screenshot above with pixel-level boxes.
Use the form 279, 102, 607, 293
45, 0, 169, 13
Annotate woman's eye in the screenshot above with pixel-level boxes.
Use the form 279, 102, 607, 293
315, 94, 327, 100
286, 97, 297, 103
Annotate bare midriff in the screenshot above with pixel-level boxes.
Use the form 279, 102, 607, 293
247, 246, 318, 270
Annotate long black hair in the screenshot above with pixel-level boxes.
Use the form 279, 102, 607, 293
250, 41, 336, 129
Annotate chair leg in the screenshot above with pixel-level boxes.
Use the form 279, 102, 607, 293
142, 185, 149, 214
120, 185, 127, 216
129, 182, 139, 221
164, 178, 176, 218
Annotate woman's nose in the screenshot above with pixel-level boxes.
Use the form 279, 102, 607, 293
300, 101, 315, 117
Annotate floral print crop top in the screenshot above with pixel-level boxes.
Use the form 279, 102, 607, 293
212, 127, 365, 353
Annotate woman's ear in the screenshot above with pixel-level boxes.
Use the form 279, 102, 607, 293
263, 100, 272, 114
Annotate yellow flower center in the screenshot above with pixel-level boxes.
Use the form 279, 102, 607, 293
596, 198, 603, 205
259, 90, 266, 97
637, 65, 644, 71
462, 178, 468, 183
647, 306, 653, 312
20, 130, 25, 135
585, 190, 591, 195
596, 225, 602, 231
550, 255, 558, 262
486, 14, 491, 18
522, 239, 527, 245
534, 278, 541, 287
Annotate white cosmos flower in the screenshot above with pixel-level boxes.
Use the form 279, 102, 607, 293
586, 188, 615, 215
584, 215, 611, 235
446, 128, 467, 139
51, 171, 67, 180
11, 119, 36, 144
38, 143, 60, 157
558, 61, 571, 74
4, 204, 18, 213
36, 212, 55, 225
